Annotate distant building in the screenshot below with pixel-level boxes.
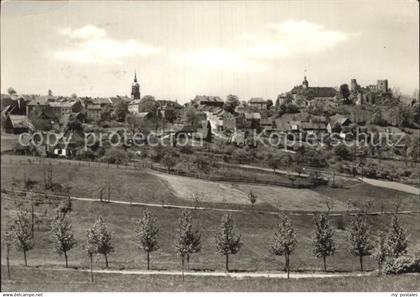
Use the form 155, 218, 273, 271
3, 114, 32, 134
243, 112, 261, 130
260, 118, 274, 131
86, 104, 102, 122
222, 112, 236, 132
49, 100, 83, 119
249, 98, 268, 110
376, 79, 388, 93
157, 99, 182, 110
193, 95, 224, 107
276, 93, 288, 106
350, 79, 360, 92
288, 76, 337, 106
131, 72, 141, 100
128, 99, 142, 114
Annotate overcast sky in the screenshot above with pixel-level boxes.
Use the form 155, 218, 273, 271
1, 0, 418, 102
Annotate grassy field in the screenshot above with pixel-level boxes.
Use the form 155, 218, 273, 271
0, 156, 349, 212
2, 191, 420, 274
2, 157, 420, 291
152, 171, 350, 211
2, 266, 420, 292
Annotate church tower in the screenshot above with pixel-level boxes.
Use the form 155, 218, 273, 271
131, 72, 141, 99
302, 76, 309, 88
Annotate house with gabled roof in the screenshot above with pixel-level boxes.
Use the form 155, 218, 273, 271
249, 97, 269, 110
193, 95, 224, 107
3, 114, 33, 134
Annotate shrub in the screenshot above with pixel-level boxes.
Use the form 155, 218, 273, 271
384, 256, 420, 274
363, 164, 378, 178
178, 145, 193, 154
334, 144, 352, 161
232, 149, 254, 164
75, 148, 95, 161
101, 149, 129, 164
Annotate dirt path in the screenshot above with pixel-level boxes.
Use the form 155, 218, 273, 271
28, 266, 374, 280
359, 177, 420, 196
5, 188, 420, 217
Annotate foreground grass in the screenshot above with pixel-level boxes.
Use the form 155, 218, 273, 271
2, 194, 420, 273
2, 158, 420, 274
2, 266, 419, 292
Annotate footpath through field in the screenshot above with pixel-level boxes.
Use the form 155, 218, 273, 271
5, 188, 420, 217
2, 154, 419, 195
30, 266, 374, 280
359, 177, 420, 196
225, 162, 420, 196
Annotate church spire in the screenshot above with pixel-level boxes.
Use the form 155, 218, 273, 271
131, 70, 141, 100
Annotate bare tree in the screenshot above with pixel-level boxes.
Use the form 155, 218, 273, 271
248, 191, 257, 208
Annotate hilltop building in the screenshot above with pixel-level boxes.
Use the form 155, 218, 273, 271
288, 76, 337, 106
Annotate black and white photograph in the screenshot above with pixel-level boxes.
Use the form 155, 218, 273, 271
0, 0, 419, 294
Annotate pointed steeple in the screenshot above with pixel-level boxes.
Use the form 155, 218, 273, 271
131, 70, 141, 99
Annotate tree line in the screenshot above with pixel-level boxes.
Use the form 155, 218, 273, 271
4, 206, 412, 281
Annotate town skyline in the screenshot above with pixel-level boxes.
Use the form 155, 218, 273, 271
1, 1, 419, 102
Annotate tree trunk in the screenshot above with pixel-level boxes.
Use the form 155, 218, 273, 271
90, 254, 94, 282
286, 253, 290, 279
181, 255, 185, 282
64, 251, 68, 268
378, 261, 382, 276
323, 256, 327, 272
6, 245, 11, 279
225, 254, 229, 272
187, 254, 190, 270
146, 252, 150, 270
31, 203, 35, 238
359, 255, 363, 272
23, 250, 27, 267
105, 254, 109, 268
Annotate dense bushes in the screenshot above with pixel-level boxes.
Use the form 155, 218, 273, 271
100, 149, 130, 165
384, 256, 420, 274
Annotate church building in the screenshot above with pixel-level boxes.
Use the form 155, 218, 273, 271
131, 72, 141, 100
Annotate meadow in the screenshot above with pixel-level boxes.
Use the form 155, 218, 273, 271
2, 266, 420, 292
1, 156, 420, 291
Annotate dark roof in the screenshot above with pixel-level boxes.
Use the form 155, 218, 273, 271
249, 97, 267, 103
8, 115, 32, 129
92, 98, 112, 105
193, 95, 223, 103
244, 112, 261, 120
260, 118, 273, 125
274, 118, 291, 131
86, 104, 102, 110
300, 122, 327, 130
330, 115, 352, 126
290, 86, 337, 98
134, 112, 150, 118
